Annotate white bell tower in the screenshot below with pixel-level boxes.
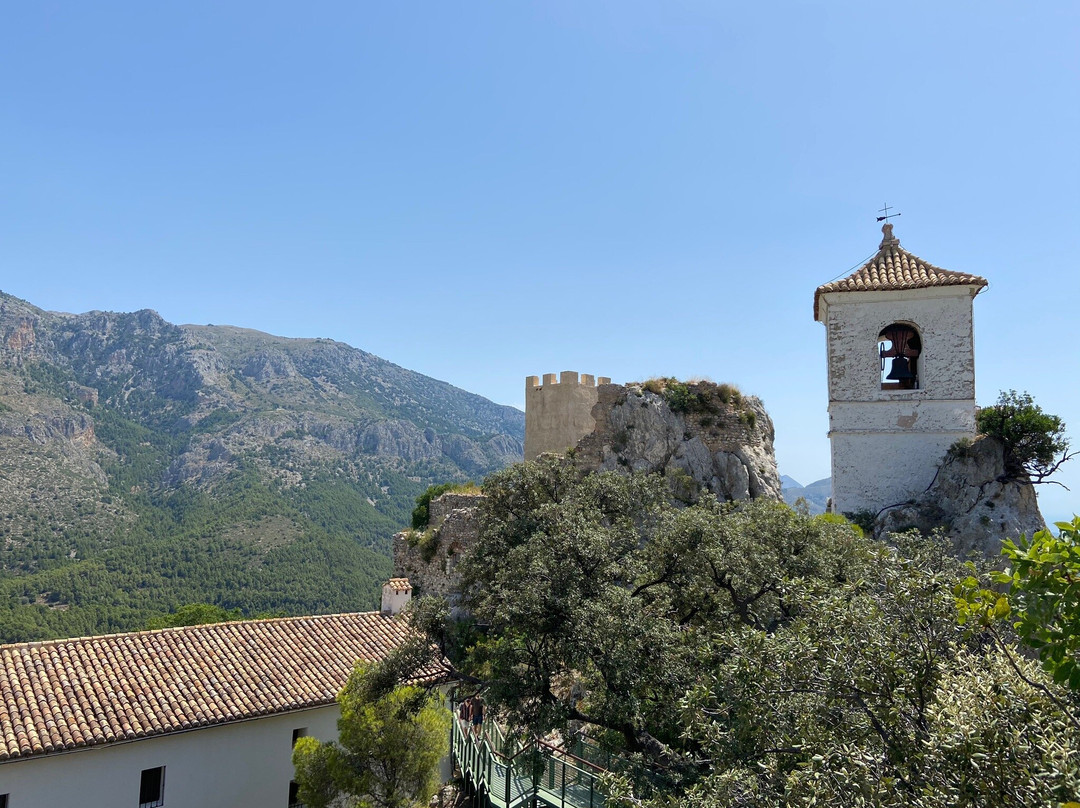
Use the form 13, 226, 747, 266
815, 224, 988, 516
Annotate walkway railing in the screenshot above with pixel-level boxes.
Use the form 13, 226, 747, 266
451, 707, 608, 808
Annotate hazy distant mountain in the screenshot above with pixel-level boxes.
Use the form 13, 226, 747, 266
0, 290, 523, 641
781, 475, 831, 515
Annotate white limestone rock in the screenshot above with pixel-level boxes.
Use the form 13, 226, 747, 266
875, 435, 1046, 560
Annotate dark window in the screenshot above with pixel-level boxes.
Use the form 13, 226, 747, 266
292, 727, 308, 747
289, 780, 305, 808
1, 793, 8, 808
879, 323, 921, 390
139, 766, 165, 808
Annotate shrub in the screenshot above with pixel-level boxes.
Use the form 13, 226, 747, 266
976, 390, 1070, 481
642, 378, 669, 396
844, 508, 878, 535
664, 382, 700, 413
716, 383, 743, 407
417, 528, 440, 563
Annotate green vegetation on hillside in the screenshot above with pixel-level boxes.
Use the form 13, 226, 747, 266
0, 359, 451, 642
0, 289, 523, 643
0, 442, 397, 641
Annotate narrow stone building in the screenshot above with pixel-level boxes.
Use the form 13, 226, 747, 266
815, 224, 988, 515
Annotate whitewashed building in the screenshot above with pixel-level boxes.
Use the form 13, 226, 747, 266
815, 224, 988, 515
0, 581, 422, 808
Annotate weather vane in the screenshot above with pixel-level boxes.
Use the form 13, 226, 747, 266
876, 203, 901, 223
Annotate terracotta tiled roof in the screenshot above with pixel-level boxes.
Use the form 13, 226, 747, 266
386, 578, 412, 592
0, 611, 434, 762
814, 225, 987, 320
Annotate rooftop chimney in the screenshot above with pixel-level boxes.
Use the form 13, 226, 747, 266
381, 578, 413, 616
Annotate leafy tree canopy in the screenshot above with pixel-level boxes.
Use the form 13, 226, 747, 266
401, 458, 1080, 806
292, 663, 450, 808
976, 390, 1072, 481
959, 515, 1080, 698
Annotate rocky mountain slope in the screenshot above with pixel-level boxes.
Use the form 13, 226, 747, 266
0, 291, 523, 641
780, 475, 830, 514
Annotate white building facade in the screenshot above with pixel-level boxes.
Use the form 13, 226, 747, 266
0, 705, 339, 808
0, 603, 426, 808
815, 224, 987, 515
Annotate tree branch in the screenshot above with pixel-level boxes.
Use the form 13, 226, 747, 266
988, 627, 1080, 734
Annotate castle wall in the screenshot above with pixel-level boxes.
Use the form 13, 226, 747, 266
821, 285, 982, 515
524, 371, 610, 461
392, 493, 483, 601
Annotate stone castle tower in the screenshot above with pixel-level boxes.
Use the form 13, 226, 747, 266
815, 224, 988, 515
524, 371, 611, 460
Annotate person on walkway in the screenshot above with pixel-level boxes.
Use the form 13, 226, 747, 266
472, 698, 484, 737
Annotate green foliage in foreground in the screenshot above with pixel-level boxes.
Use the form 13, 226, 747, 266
395, 459, 1080, 807
293, 663, 450, 808
959, 516, 1080, 694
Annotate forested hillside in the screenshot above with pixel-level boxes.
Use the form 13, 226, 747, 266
0, 291, 523, 641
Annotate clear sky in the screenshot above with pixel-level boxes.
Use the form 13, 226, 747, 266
2, 2, 1078, 522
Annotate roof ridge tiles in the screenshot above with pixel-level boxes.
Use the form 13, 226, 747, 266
6, 609, 387, 651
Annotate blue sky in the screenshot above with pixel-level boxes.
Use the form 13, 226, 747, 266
2, 2, 1078, 522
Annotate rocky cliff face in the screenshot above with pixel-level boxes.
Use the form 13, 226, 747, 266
0, 295, 524, 488
573, 380, 782, 503
875, 435, 1045, 559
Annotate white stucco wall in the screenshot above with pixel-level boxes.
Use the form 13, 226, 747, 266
820, 285, 982, 514
0, 705, 340, 808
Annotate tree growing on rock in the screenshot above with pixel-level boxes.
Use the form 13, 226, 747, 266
976, 390, 1072, 482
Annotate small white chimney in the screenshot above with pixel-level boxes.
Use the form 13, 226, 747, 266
381, 578, 413, 616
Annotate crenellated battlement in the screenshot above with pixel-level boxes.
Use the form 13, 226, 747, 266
524, 371, 613, 460
526, 371, 612, 389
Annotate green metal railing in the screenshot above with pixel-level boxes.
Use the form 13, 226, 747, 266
451, 706, 608, 808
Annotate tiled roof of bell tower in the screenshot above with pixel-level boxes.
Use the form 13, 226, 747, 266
814, 224, 987, 320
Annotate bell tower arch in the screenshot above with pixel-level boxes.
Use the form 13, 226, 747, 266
814, 224, 988, 516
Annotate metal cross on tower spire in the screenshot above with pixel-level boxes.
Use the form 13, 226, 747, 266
876, 203, 901, 223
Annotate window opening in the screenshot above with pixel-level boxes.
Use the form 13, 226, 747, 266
879, 324, 921, 390
139, 766, 165, 808
289, 780, 305, 808
0, 793, 8, 808
292, 727, 308, 747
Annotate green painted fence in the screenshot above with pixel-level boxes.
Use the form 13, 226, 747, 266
451, 707, 608, 808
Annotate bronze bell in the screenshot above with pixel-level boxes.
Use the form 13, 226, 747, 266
885, 356, 915, 382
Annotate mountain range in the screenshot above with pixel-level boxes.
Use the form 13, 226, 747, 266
780, 475, 830, 515
0, 291, 523, 641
